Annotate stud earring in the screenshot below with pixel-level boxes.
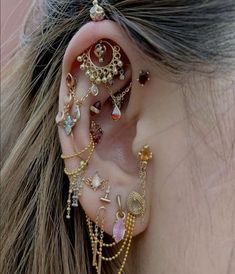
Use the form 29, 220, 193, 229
113, 195, 126, 243
77, 40, 124, 95
90, 120, 103, 144
90, 101, 102, 115
100, 185, 111, 203
83, 172, 108, 191
90, 0, 105, 22
137, 70, 150, 86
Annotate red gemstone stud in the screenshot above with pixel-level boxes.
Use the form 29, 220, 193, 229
137, 70, 150, 86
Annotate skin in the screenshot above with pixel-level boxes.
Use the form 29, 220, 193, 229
58, 20, 235, 274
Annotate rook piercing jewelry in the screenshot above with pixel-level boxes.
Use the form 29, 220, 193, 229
83, 172, 108, 192
100, 185, 111, 203
90, 0, 105, 22
113, 195, 126, 243
77, 40, 124, 95
137, 70, 150, 86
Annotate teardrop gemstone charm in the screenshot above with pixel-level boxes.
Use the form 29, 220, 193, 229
111, 104, 121, 121
90, 84, 99, 96
113, 216, 126, 243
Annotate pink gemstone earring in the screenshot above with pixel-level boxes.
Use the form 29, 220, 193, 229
113, 194, 126, 243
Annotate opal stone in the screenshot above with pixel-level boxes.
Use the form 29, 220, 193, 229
111, 105, 121, 121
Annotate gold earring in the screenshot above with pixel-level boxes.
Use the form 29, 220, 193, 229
113, 195, 126, 243
137, 70, 150, 86
64, 136, 95, 219
127, 145, 153, 218
90, 120, 103, 145
106, 82, 132, 121
77, 40, 124, 94
100, 185, 111, 203
83, 172, 108, 192
90, 0, 105, 22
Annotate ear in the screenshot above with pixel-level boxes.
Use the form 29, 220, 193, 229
57, 20, 153, 237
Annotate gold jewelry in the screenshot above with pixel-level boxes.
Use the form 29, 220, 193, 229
77, 40, 124, 95
64, 137, 95, 219
83, 172, 108, 191
127, 145, 153, 217
100, 185, 111, 203
90, 0, 105, 22
90, 101, 102, 115
61, 134, 94, 159
106, 82, 132, 121
56, 73, 95, 135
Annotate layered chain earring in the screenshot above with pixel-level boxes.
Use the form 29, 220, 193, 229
63, 134, 95, 219
77, 40, 125, 96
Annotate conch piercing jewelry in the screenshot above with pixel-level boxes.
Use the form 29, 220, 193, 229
100, 185, 111, 203
137, 70, 150, 86
77, 40, 124, 95
83, 172, 108, 191
90, 120, 103, 145
113, 195, 126, 243
106, 82, 132, 121
90, 0, 105, 22
127, 145, 153, 217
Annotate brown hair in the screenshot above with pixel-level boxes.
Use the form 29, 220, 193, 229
1, 1, 235, 273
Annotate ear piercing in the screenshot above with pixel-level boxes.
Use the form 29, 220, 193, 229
100, 185, 111, 203
127, 145, 153, 218
77, 40, 124, 94
83, 172, 108, 191
90, 120, 103, 145
137, 70, 150, 86
113, 195, 126, 243
90, 0, 105, 22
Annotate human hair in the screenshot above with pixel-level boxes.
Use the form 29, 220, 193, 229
1, 1, 235, 274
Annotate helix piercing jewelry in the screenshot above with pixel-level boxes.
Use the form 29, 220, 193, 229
127, 145, 153, 217
77, 40, 124, 95
137, 70, 150, 86
100, 185, 111, 203
61, 133, 94, 160
56, 73, 81, 135
113, 195, 126, 243
83, 172, 108, 192
90, 0, 105, 22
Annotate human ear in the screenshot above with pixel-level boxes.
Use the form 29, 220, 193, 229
57, 20, 153, 238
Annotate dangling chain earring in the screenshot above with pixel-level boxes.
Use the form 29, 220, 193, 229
106, 82, 132, 121
63, 134, 95, 218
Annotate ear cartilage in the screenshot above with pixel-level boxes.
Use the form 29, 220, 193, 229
137, 70, 150, 86
100, 185, 111, 203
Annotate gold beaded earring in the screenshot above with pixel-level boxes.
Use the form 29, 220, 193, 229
77, 40, 125, 96
90, 0, 105, 22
